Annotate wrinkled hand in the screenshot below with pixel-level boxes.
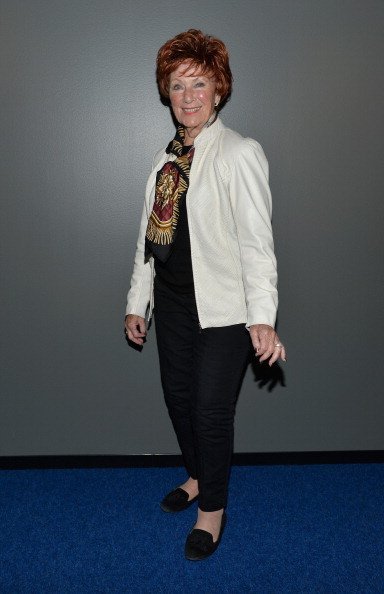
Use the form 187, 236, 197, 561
249, 324, 286, 366
125, 314, 147, 346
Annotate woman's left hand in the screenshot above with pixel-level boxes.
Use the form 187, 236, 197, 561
249, 324, 286, 366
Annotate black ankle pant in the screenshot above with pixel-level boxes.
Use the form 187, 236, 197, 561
154, 278, 251, 511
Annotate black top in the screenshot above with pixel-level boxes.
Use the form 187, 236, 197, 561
154, 145, 194, 294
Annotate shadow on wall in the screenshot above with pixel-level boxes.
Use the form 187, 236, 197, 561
250, 358, 286, 393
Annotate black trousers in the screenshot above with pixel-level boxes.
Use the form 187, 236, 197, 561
154, 278, 251, 511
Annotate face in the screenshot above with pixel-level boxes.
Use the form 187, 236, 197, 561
169, 62, 220, 140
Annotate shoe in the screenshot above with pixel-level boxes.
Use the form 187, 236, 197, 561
160, 488, 198, 513
185, 511, 227, 561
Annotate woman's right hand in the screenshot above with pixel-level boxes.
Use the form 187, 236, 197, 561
124, 314, 147, 345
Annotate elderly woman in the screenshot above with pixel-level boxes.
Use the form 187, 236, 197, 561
125, 29, 286, 561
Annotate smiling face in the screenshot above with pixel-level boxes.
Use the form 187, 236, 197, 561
169, 62, 220, 143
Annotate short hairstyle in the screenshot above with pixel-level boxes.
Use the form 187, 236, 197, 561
156, 29, 232, 108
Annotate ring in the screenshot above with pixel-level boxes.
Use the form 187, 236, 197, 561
274, 343, 282, 348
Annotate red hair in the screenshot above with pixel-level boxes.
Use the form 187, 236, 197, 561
156, 29, 232, 107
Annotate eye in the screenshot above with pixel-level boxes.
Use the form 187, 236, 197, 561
194, 81, 206, 88
170, 83, 183, 91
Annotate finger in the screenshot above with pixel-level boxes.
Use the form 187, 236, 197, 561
273, 337, 286, 362
259, 335, 277, 359
124, 318, 133, 335
268, 348, 281, 366
268, 343, 287, 365
126, 323, 146, 345
128, 332, 145, 344
258, 345, 275, 363
249, 329, 261, 353
126, 329, 144, 345
137, 318, 147, 336
254, 336, 268, 356
128, 322, 146, 337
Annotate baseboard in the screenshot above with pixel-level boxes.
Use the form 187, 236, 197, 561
0, 450, 383, 470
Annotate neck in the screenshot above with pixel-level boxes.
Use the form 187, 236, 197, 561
182, 111, 218, 145
183, 127, 200, 145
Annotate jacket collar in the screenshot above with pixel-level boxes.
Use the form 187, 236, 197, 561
162, 118, 223, 164
193, 117, 224, 148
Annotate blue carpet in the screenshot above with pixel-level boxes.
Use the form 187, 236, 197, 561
0, 464, 383, 593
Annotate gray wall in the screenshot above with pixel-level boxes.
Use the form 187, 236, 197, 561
1, 0, 383, 456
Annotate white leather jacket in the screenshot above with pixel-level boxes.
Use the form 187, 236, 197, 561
126, 118, 278, 329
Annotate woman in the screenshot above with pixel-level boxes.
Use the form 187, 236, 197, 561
125, 29, 286, 561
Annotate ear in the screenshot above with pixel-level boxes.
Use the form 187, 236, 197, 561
215, 95, 221, 107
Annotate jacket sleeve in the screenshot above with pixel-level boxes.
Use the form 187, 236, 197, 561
125, 198, 152, 318
228, 139, 278, 328
125, 149, 167, 318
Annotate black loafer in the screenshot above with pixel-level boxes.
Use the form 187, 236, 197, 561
185, 511, 227, 561
160, 488, 198, 513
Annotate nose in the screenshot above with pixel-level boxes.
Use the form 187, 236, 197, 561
182, 88, 194, 104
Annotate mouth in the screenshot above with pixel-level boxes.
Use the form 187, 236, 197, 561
182, 107, 201, 114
